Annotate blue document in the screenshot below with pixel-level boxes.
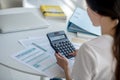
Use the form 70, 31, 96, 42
67, 7, 101, 36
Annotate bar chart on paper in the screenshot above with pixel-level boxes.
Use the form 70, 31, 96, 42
12, 45, 64, 78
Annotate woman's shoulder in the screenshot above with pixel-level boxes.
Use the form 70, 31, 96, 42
81, 35, 113, 50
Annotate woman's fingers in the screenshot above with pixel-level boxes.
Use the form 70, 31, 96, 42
55, 53, 69, 70
69, 50, 78, 56
55, 53, 64, 58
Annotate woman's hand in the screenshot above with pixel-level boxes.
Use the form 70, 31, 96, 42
55, 50, 78, 70
55, 53, 72, 80
68, 50, 78, 57
55, 53, 69, 71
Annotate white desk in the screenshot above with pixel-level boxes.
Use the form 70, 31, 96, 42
0, 6, 76, 78
0, 19, 76, 77
0, 0, 88, 78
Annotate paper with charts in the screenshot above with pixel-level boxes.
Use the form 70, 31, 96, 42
12, 36, 76, 77
12, 45, 64, 78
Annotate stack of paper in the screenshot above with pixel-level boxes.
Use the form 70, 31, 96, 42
12, 36, 76, 78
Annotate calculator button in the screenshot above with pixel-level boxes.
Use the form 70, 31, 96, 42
59, 42, 61, 44
64, 53, 68, 56
68, 50, 71, 53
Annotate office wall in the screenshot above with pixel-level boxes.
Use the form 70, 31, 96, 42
62, 0, 87, 12
0, 2, 1, 9
0, 0, 23, 9
72, 0, 87, 9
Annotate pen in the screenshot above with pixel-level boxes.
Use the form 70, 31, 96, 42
32, 43, 47, 52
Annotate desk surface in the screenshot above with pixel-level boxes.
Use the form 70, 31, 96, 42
0, 19, 76, 76
0, 2, 76, 77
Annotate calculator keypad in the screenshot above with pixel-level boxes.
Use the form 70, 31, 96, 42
53, 40, 75, 59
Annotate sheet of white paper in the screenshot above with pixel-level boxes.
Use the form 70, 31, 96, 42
19, 36, 79, 51
12, 46, 64, 78
18, 36, 55, 56
18, 36, 75, 77
72, 42, 82, 49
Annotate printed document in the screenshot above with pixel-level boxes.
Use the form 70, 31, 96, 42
12, 46, 64, 78
18, 36, 55, 56
12, 36, 77, 77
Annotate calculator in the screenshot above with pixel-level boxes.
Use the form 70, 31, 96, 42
47, 30, 75, 59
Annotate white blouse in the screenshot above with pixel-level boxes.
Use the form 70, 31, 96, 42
72, 35, 116, 80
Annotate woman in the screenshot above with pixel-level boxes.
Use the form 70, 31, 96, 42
55, 0, 120, 80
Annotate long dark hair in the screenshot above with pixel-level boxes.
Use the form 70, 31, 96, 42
86, 0, 120, 80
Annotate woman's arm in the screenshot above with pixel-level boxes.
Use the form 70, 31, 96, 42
64, 66, 72, 80
55, 53, 72, 80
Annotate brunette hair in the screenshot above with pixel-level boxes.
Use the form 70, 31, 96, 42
86, 0, 120, 80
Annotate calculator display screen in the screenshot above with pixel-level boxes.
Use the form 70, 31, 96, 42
50, 35, 65, 41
